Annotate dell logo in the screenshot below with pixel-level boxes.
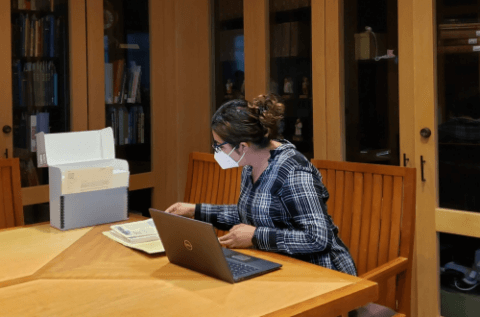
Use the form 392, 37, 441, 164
184, 240, 193, 251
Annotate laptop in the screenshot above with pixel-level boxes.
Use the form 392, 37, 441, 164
149, 208, 282, 283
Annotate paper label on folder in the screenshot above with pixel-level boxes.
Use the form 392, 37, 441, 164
62, 167, 114, 195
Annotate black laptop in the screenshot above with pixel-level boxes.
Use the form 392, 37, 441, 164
149, 208, 282, 283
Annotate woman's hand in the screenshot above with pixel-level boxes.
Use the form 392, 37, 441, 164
165, 202, 195, 218
218, 224, 256, 249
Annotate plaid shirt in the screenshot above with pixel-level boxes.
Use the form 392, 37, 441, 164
195, 141, 357, 276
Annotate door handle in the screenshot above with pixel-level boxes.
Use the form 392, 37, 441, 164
420, 127, 431, 138
4, 149, 8, 158
403, 153, 409, 167
420, 155, 426, 182
2, 125, 12, 134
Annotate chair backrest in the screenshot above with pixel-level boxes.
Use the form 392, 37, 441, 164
0, 158, 24, 229
310, 159, 416, 313
184, 152, 242, 236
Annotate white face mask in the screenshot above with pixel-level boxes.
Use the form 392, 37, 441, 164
214, 147, 246, 169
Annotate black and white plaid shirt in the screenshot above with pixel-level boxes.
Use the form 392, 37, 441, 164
195, 141, 357, 276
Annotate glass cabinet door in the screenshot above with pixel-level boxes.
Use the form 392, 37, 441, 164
269, 0, 313, 159
436, 1, 480, 314
436, 0, 480, 213
103, 0, 151, 174
11, 0, 71, 187
343, 0, 400, 165
213, 0, 245, 111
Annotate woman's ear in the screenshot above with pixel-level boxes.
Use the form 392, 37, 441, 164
238, 142, 250, 153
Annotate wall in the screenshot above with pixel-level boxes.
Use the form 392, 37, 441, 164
151, 0, 212, 209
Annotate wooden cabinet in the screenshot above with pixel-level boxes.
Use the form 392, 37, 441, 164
0, 0, 211, 222
0, 0, 88, 222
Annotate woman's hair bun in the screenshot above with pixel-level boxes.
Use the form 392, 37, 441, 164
249, 94, 285, 139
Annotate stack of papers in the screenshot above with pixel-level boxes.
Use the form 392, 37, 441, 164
103, 218, 165, 254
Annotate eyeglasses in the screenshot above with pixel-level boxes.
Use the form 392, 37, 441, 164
212, 140, 229, 153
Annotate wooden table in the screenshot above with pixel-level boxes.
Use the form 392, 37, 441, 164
0, 214, 378, 317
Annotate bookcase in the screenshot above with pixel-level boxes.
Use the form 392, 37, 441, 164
103, 0, 151, 176
10, 0, 70, 189
0, 0, 159, 222
269, 1, 313, 159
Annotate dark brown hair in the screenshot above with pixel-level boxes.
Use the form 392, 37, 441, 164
211, 94, 285, 148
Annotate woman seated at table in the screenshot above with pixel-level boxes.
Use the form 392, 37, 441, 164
166, 94, 357, 276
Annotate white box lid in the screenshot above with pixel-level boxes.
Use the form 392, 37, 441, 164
36, 127, 116, 167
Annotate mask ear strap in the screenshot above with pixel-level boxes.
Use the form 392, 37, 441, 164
236, 151, 246, 165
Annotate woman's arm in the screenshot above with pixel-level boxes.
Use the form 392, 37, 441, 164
195, 203, 241, 230
252, 168, 335, 254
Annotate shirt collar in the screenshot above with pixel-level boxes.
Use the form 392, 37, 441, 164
268, 139, 296, 162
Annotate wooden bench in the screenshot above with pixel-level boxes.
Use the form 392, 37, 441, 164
183, 152, 415, 316
183, 152, 242, 236
311, 159, 416, 317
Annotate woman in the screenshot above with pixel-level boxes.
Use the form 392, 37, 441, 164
166, 94, 356, 276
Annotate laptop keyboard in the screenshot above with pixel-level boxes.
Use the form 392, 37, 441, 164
228, 261, 259, 276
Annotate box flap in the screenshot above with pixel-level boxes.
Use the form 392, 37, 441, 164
36, 128, 115, 167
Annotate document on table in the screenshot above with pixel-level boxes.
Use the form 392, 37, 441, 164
103, 231, 165, 254
103, 219, 164, 254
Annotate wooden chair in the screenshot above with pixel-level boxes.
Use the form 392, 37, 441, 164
310, 159, 416, 317
0, 158, 24, 229
184, 152, 242, 236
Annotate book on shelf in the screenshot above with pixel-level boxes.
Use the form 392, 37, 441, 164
106, 105, 145, 146
439, 24, 480, 40
105, 63, 114, 104
16, 13, 57, 58
126, 63, 141, 104
16, 0, 54, 11
105, 60, 143, 105
439, 38, 480, 46
439, 22, 480, 30
438, 45, 480, 54
24, 157, 39, 187
137, 106, 144, 143
16, 60, 58, 107
13, 113, 27, 149
36, 112, 49, 134
29, 114, 36, 152
113, 60, 125, 104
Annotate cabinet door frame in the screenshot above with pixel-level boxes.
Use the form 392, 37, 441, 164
0, 0, 89, 206
323, 0, 439, 316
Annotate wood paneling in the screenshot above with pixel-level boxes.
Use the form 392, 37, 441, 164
244, 0, 269, 100
151, 0, 212, 210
